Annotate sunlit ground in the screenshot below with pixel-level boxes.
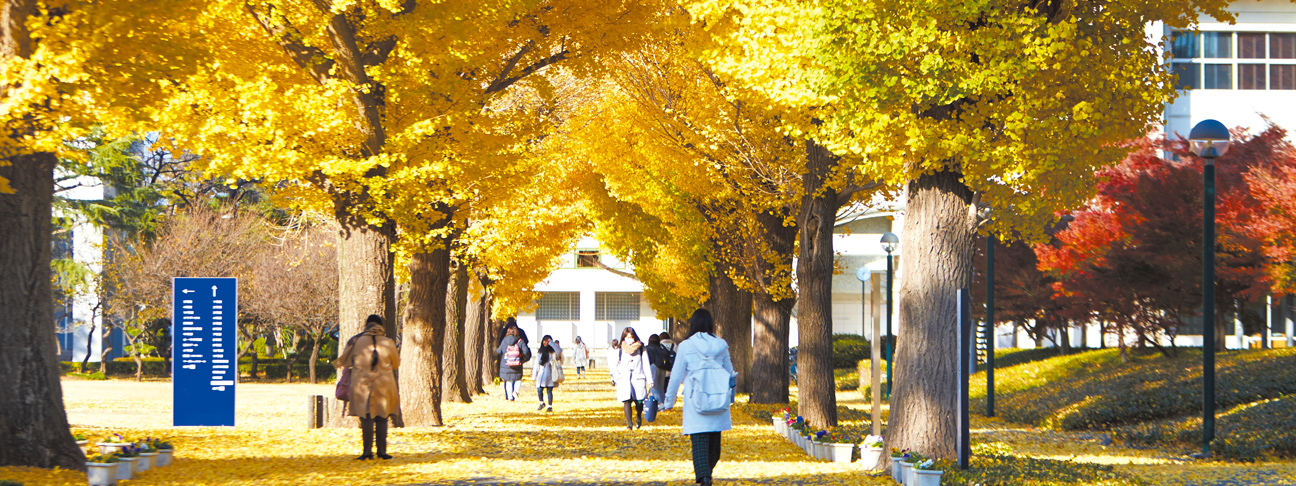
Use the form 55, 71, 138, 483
1, 370, 1292, 485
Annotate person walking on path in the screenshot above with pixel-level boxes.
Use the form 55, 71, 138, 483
605, 339, 620, 376
655, 332, 677, 399
572, 336, 590, 378
613, 328, 654, 430
333, 315, 402, 460
497, 324, 531, 402
532, 335, 562, 412
645, 334, 669, 401
664, 309, 735, 486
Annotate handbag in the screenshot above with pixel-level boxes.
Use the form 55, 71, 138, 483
553, 362, 566, 384
335, 367, 351, 401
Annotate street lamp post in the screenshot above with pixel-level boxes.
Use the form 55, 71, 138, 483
881, 232, 899, 401
1189, 119, 1230, 455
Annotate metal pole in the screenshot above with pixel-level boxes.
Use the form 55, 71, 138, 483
957, 289, 971, 470
1203, 160, 1216, 454
986, 234, 996, 417
885, 251, 894, 402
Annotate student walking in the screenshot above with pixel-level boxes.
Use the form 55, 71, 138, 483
572, 336, 590, 378
532, 335, 562, 412
606, 339, 621, 375
613, 328, 654, 430
333, 315, 402, 460
646, 334, 674, 401
664, 309, 736, 486
497, 324, 531, 401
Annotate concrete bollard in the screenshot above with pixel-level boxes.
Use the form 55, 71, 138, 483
305, 395, 324, 429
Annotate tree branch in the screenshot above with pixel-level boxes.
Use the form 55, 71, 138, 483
594, 258, 639, 281
244, 2, 335, 84
484, 49, 568, 94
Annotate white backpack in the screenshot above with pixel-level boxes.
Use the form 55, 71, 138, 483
687, 350, 735, 415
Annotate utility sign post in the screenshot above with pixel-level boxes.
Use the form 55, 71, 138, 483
172, 277, 238, 426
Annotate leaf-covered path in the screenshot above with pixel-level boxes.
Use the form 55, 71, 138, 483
2, 369, 885, 485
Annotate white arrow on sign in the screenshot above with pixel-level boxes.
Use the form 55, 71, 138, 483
182, 289, 195, 294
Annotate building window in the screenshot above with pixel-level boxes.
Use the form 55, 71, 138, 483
1202, 32, 1232, 58
1275, 65, 1296, 90
536, 292, 579, 320
1273, 34, 1296, 59
1239, 64, 1266, 89
1171, 31, 1199, 59
1173, 63, 1200, 90
576, 250, 600, 268
595, 292, 640, 320
1203, 64, 1232, 89
1239, 33, 1266, 58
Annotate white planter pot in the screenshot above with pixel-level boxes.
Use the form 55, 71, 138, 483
828, 443, 854, 463
138, 452, 157, 472
811, 442, 823, 460
890, 457, 902, 482
914, 469, 943, 486
96, 443, 132, 455
860, 447, 884, 469
76, 440, 90, 447
86, 462, 118, 486
899, 462, 914, 486
156, 449, 174, 467
115, 458, 136, 481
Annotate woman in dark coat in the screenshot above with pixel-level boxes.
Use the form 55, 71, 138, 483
496, 324, 530, 401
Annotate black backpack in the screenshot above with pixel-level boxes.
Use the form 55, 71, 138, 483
657, 346, 676, 371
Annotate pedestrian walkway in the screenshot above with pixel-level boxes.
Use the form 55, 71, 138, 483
18, 368, 880, 486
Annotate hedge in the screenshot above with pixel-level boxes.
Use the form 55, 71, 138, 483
940, 455, 1149, 486
832, 334, 872, 369
61, 357, 335, 380
971, 347, 1296, 431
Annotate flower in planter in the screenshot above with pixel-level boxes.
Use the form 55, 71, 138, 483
814, 430, 828, 442
149, 438, 174, 450
902, 452, 926, 464
86, 454, 121, 464
113, 444, 141, 458
864, 435, 885, 448
914, 459, 937, 471
890, 447, 908, 458
73, 433, 88, 441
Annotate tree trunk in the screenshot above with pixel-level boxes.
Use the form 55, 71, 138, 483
0, 152, 85, 470
794, 140, 841, 427
337, 223, 397, 343
706, 259, 752, 394
884, 169, 978, 462
309, 333, 322, 384
464, 274, 488, 395
749, 209, 797, 404
482, 313, 499, 387
399, 248, 449, 426
79, 323, 95, 373
442, 260, 472, 403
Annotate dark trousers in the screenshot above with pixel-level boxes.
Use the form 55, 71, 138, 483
360, 416, 389, 456
690, 432, 722, 483
537, 386, 553, 405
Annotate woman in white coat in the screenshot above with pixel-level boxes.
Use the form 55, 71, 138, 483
613, 328, 654, 430
572, 336, 590, 378
664, 309, 734, 486
532, 335, 561, 412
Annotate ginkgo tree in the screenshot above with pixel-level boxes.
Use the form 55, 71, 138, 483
553, 26, 815, 400
136, 0, 668, 426
685, 0, 1234, 460
1, 0, 209, 469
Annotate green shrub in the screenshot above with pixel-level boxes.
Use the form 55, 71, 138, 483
61, 356, 335, 380
1114, 394, 1296, 461
971, 348, 1296, 431
832, 334, 871, 369
991, 347, 1088, 369
941, 455, 1149, 486
0, 480, 24, 486
834, 367, 859, 391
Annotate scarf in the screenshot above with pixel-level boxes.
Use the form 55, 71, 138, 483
622, 339, 643, 357
539, 344, 555, 366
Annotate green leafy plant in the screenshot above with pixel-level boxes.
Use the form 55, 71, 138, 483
85, 454, 121, 464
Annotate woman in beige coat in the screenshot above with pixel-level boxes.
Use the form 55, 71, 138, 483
333, 315, 401, 460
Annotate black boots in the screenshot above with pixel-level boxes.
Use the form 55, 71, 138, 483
358, 416, 392, 460
375, 416, 391, 460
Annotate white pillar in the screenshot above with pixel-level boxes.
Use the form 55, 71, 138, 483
1286, 295, 1294, 349
1266, 294, 1273, 349
1234, 313, 1245, 350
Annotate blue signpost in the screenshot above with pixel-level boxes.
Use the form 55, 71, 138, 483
172, 278, 238, 427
